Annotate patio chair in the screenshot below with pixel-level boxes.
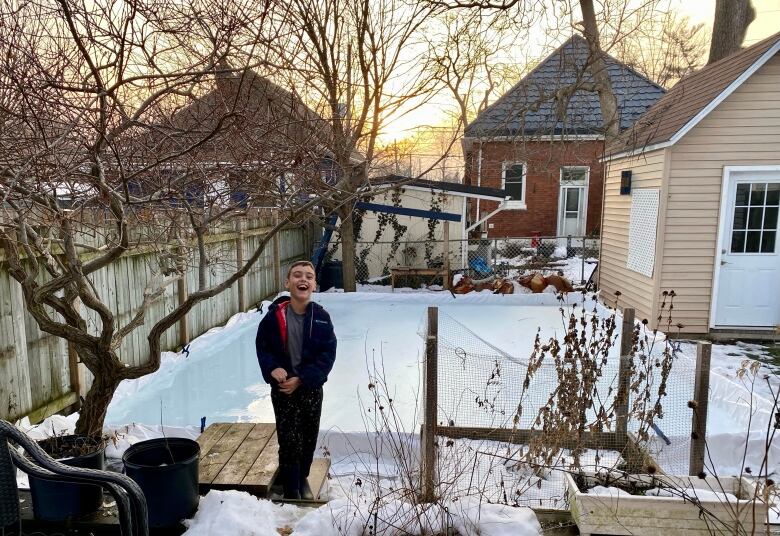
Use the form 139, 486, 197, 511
0, 419, 149, 536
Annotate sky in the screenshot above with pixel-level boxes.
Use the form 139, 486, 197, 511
377, 0, 780, 151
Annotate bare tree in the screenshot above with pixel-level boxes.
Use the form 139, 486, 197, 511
0, 0, 330, 436
426, 11, 523, 130
611, 11, 707, 88
708, 0, 756, 64
269, 0, 444, 291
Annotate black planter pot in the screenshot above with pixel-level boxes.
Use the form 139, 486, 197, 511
122, 437, 200, 528
28, 435, 106, 522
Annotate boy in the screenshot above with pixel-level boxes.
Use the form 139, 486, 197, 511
255, 260, 337, 500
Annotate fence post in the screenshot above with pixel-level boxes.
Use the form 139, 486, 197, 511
615, 307, 635, 448
421, 306, 438, 502
492, 238, 497, 270
9, 280, 32, 414
177, 275, 189, 348
443, 222, 450, 289
236, 219, 246, 311
690, 341, 711, 476
272, 213, 282, 292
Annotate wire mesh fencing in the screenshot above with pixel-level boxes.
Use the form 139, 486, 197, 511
419, 302, 705, 509
353, 236, 600, 288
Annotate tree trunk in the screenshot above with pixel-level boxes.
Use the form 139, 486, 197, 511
579, 0, 620, 142
74, 364, 121, 438
339, 204, 357, 292
708, 0, 755, 64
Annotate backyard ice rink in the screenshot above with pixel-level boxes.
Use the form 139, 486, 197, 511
105, 291, 779, 482
18, 289, 776, 534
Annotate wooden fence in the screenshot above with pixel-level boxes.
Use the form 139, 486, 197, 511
0, 216, 314, 423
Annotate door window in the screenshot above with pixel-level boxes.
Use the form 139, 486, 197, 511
730, 182, 779, 254
559, 167, 589, 237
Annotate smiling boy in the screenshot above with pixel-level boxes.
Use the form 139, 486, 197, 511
255, 260, 337, 500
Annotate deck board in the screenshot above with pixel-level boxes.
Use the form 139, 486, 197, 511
197, 422, 231, 458
307, 458, 331, 500
197, 422, 328, 498
241, 430, 280, 493
212, 423, 275, 487
199, 423, 254, 484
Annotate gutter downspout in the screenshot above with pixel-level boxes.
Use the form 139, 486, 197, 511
475, 140, 483, 236
461, 197, 468, 269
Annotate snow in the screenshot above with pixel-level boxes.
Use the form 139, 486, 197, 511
287, 496, 540, 536
103, 292, 779, 483
587, 486, 630, 497
18, 288, 780, 534
106, 292, 594, 431
645, 487, 739, 503
181, 490, 307, 535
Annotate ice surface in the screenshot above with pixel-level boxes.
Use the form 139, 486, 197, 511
106, 293, 593, 431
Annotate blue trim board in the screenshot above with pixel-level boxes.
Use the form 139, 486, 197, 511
355, 202, 461, 222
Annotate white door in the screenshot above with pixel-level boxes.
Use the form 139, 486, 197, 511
714, 173, 780, 327
558, 167, 589, 239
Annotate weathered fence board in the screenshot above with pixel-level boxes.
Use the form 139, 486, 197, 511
0, 218, 313, 422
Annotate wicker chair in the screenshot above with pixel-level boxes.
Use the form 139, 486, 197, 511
0, 419, 149, 536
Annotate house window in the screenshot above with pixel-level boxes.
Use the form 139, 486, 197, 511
502, 162, 526, 208
730, 182, 779, 254
561, 167, 589, 185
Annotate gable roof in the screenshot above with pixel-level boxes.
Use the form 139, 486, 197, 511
464, 34, 666, 139
607, 31, 780, 157
157, 65, 329, 160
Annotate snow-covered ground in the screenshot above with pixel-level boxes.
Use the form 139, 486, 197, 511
18, 289, 780, 534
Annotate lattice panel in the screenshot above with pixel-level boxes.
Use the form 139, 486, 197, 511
627, 189, 659, 278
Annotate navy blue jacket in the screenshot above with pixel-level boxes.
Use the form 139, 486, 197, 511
255, 296, 337, 389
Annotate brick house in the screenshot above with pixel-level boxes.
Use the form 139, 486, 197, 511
462, 35, 666, 239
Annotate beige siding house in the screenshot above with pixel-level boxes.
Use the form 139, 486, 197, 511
599, 32, 780, 335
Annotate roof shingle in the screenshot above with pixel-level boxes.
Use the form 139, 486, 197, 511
464, 35, 666, 138
607, 31, 780, 156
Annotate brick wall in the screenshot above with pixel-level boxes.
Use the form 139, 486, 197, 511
464, 140, 604, 238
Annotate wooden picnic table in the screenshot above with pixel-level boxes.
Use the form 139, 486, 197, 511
390, 267, 451, 291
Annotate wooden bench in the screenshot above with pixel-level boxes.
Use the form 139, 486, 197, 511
197, 422, 330, 499
390, 267, 451, 290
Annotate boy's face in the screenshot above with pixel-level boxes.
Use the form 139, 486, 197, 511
285, 264, 316, 302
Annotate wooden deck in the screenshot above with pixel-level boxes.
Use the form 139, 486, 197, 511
197, 422, 330, 499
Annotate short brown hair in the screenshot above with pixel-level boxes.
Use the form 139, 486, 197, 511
286, 260, 316, 279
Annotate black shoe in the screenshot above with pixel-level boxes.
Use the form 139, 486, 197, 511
284, 488, 301, 500
283, 463, 302, 500
299, 478, 314, 500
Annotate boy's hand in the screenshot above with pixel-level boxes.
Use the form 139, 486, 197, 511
279, 376, 301, 394
271, 368, 288, 383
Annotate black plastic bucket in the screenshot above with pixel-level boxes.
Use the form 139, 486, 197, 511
28, 436, 105, 522
122, 438, 200, 528
319, 260, 343, 290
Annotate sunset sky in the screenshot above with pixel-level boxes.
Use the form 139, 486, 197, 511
377, 0, 780, 149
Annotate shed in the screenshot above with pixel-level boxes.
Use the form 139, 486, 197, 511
599, 32, 780, 335
332, 177, 507, 282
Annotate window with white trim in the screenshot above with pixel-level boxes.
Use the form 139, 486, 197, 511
502, 162, 526, 208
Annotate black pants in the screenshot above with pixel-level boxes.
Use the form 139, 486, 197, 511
271, 385, 323, 479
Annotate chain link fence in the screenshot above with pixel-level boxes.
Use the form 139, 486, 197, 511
353, 236, 600, 288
